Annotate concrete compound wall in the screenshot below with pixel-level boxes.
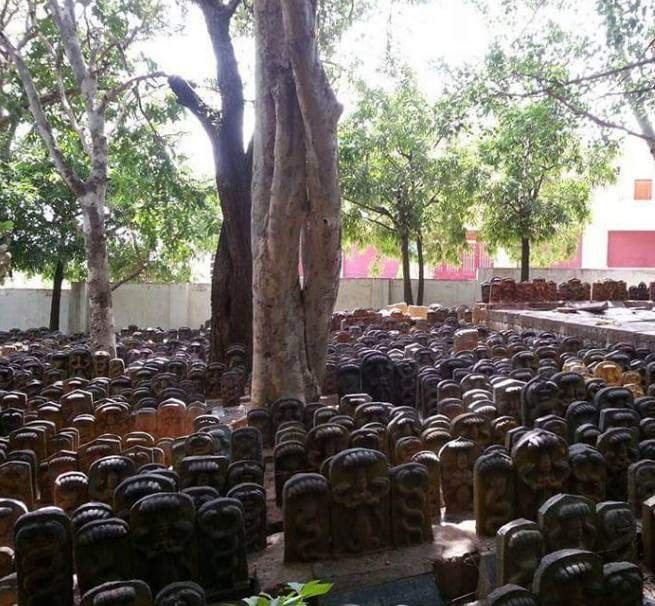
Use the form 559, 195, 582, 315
1, 278, 476, 332
0, 288, 71, 332
2, 268, 653, 333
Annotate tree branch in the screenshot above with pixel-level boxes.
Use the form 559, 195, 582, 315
0, 85, 81, 129
225, 0, 241, 15
111, 257, 150, 291
547, 89, 655, 144
99, 71, 166, 111
351, 198, 397, 226
490, 82, 655, 145
282, 0, 342, 133
48, 0, 95, 114
365, 216, 396, 233
0, 31, 85, 195
546, 57, 655, 87
32, 10, 92, 155
195, 0, 244, 157
167, 75, 220, 137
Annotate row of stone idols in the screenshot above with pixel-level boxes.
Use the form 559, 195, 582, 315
244, 334, 655, 561
487, 557, 642, 606
0, 416, 265, 509
498, 493, 636, 581
3, 319, 655, 579
283, 448, 435, 562
6, 492, 257, 606
481, 275, 655, 304
0, 350, 249, 406
488, 491, 644, 606
265, 394, 654, 546
0, 324, 252, 405
331, 305, 466, 334
0, 389, 224, 444
482, 278, 559, 304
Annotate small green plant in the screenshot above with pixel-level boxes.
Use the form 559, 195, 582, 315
241, 580, 333, 606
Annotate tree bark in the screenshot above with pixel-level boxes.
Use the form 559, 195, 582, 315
49, 258, 65, 331
251, 0, 342, 406
521, 237, 530, 282
400, 230, 414, 305
210, 219, 252, 361
81, 188, 116, 353
168, 0, 252, 364
416, 233, 424, 306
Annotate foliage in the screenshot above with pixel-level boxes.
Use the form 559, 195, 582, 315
475, 99, 618, 264
104, 96, 220, 284
339, 71, 476, 267
235, 580, 332, 606
0, 0, 176, 157
232, 0, 427, 60
0, 128, 218, 286
0, 0, 218, 287
464, 0, 655, 152
0, 141, 83, 279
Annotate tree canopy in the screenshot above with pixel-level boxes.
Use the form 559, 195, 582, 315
0, 0, 218, 337
476, 98, 618, 280
467, 0, 655, 160
0, 126, 218, 287
339, 72, 477, 304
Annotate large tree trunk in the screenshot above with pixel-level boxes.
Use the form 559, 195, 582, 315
210, 217, 252, 361
168, 1, 252, 363
251, 0, 342, 406
416, 233, 424, 306
521, 237, 530, 282
81, 188, 116, 354
401, 230, 414, 305
49, 258, 65, 331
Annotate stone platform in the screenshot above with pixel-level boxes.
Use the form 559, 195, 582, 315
481, 303, 655, 347
250, 522, 480, 604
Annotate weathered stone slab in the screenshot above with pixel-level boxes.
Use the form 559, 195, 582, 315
485, 306, 655, 348
318, 573, 443, 606
249, 524, 479, 602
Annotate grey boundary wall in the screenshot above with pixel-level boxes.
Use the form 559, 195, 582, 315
3, 267, 655, 332
0, 279, 476, 332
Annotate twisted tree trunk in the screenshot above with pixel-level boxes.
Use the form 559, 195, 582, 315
251, 0, 342, 406
169, 0, 251, 363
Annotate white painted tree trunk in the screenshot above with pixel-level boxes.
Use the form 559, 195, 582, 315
251, 0, 342, 406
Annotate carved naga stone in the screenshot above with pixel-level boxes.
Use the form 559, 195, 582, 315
329, 448, 391, 556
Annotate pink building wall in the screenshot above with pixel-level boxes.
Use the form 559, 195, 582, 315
342, 237, 494, 281
341, 246, 400, 278
608, 231, 655, 267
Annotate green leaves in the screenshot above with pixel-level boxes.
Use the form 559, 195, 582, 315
233, 581, 332, 606
290, 580, 333, 598
1, 119, 218, 285
465, 0, 655, 151
476, 98, 617, 265
339, 72, 475, 266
